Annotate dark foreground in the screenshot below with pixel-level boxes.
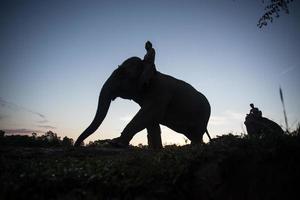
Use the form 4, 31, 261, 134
1, 134, 300, 200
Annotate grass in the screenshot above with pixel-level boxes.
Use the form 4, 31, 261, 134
1, 130, 300, 200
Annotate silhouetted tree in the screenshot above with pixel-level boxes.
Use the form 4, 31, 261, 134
62, 136, 74, 146
258, 0, 294, 28
44, 131, 61, 146
0, 130, 4, 138
31, 132, 37, 138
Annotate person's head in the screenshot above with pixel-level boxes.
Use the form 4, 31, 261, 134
145, 41, 152, 50
250, 103, 254, 108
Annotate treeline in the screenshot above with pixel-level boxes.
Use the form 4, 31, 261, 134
1, 125, 299, 148
0, 130, 74, 147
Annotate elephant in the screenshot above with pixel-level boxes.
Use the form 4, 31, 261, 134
74, 57, 211, 149
244, 114, 284, 137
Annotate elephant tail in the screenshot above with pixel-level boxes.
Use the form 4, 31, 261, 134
205, 129, 212, 141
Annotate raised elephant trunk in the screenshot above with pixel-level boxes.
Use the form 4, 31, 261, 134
74, 75, 114, 146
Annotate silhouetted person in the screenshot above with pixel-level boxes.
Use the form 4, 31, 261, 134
139, 41, 157, 89
249, 103, 262, 118
144, 41, 155, 64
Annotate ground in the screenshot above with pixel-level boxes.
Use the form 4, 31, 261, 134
1, 134, 300, 200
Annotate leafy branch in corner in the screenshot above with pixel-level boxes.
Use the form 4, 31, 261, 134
258, 0, 294, 28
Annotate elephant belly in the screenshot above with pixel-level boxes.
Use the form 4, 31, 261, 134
161, 93, 210, 135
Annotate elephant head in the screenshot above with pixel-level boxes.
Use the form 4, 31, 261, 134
74, 57, 150, 146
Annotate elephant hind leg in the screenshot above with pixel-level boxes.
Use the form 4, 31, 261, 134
189, 135, 203, 145
185, 126, 206, 145
147, 123, 163, 149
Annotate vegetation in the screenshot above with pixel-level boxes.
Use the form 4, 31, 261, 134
258, 0, 294, 28
0, 126, 299, 199
0, 131, 74, 147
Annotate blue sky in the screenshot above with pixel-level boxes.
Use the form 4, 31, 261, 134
1, 0, 299, 145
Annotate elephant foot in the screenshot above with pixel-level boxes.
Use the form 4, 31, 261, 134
108, 137, 130, 148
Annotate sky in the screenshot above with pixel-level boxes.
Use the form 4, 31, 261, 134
1, 0, 300, 145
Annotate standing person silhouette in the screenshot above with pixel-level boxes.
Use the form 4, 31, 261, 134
139, 41, 157, 90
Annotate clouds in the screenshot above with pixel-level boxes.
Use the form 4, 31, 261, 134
210, 116, 228, 126
0, 97, 57, 130
37, 119, 49, 124
209, 110, 246, 135
3, 128, 43, 135
37, 125, 56, 129
279, 64, 297, 77
0, 97, 47, 122
224, 110, 244, 121
2, 126, 56, 136
210, 110, 244, 126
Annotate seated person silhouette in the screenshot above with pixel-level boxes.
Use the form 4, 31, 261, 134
139, 41, 157, 90
249, 103, 262, 118
144, 40, 155, 64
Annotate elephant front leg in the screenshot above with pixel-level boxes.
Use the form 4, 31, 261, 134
147, 123, 162, 149
112, 104, 164, 147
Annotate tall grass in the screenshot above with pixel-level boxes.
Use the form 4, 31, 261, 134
279, 86, 289, 132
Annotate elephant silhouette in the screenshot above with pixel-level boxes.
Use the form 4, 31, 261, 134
244, 113, 284, 137
75, 57, 211, 149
